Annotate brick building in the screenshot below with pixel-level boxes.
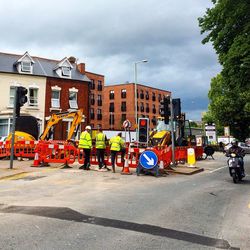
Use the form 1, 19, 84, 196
77, 63, 105, 130
103, 83, 171, 130
0, 52, 99, 140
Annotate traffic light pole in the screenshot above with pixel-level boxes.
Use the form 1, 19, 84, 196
170, 96, 176, 167
10, 88, 17, 169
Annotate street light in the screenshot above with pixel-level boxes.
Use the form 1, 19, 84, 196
134, 59, 148, 139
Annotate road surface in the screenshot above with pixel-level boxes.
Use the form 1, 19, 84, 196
0, 153, 249, 249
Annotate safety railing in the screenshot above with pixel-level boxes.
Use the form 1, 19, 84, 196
0, 140, 204, 170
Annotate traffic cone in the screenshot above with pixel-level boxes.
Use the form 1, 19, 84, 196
121, 158, 132, 175
31, 152, 40, 167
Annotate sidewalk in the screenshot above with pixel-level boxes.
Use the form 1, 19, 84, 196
0, 152, 225, 180
0, 159, 60, 180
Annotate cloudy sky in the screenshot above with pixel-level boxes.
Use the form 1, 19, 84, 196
0, 0, 220, 120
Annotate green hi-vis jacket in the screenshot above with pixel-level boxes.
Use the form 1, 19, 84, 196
79, 131, 92, 149
95, 132, 106, 149
109, 135, 125, 151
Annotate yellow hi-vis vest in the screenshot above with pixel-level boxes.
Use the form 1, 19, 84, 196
95, 132, 106, 149
79, 131, 92, 149
109, 136, 125, 151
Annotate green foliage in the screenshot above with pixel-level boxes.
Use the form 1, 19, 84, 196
199, 0, 250, 141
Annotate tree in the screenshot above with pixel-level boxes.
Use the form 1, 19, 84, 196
198, 0, 250, 141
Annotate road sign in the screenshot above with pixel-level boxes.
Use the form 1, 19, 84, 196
123, 119, 131, 129
139, 150, 158, 169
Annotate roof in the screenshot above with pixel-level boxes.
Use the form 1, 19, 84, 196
0, 52, 91, 82
104, 82, 171, 93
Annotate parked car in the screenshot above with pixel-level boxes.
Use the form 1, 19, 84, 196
224, 142, 250, 154
238, 142, 250, 154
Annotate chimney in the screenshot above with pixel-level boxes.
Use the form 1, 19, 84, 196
77, 63, 85, 74
68, 56, 76, 64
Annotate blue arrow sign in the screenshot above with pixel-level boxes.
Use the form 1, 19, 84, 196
139, 150, 158, 169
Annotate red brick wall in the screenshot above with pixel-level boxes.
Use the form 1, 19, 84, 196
85, 71, 105, 129
45, 77, 89, 140
103, 83, 171, 130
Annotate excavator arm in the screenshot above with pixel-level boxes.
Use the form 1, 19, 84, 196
39, 109, 85, 141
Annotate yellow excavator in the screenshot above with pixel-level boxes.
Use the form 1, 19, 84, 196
7, 109, 85, 143
39, 109, 85, 141
149, 117, 171, 147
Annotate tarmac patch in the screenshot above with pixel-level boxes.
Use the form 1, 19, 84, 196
13, 176, 46, 181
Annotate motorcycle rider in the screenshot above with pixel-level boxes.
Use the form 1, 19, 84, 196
227, 140, 245, 177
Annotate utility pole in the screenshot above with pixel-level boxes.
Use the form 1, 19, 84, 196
10, 88, 17, 169
170, 95, 175, 167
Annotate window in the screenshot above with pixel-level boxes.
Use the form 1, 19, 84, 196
91, 79, 95, 90
109, 90, 114, 99
152, 104, 156, 114
62, 66, 71, 76
140, 102, 144, 112
121, 89, 126, 98
29, 88, 38, 107
158, 94, 162, 101
69, 91, 78, 109
90, 108, 95, 120
146, 103, 150, 113
21, 61, 31, 72
0, 119, 11, 137
121, 114, 126, 122
109, 114, 115, 125
97, 95, 102, 106
9, 86, 16, 107
90, 93, 95, 105
97, 109, 102, 120
97, 80, 102, 91
145, 91, 149, 100
152, 93, 156, 101
140, 90, 144, 99
121, 101, 126, 112
109, 103, 114, 112
51, 90, 60, 108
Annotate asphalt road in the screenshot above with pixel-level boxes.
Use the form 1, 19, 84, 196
0, 153, 249, 250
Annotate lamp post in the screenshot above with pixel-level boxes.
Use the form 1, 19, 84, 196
134, 59, 148, 139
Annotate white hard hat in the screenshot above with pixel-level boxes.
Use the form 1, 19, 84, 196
85, 125, 91, 130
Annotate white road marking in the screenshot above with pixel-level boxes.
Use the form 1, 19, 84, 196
209, 166, 227, 173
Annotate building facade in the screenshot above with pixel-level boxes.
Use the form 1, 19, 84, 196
103, 83, 171, 130
0, 52, 93, 140
76, 63, 105, 130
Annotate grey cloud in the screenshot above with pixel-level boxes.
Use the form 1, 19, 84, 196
0, 0, 219, 120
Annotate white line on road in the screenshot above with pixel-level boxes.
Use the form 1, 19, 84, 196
209, 166, 227, 173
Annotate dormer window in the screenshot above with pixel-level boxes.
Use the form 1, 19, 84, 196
15, 52, 35, 74
62, 66, 71, 77
21, 62, 31, 72
54, 57, 73, 78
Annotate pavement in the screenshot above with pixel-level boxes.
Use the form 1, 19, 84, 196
0, 152, 224, 180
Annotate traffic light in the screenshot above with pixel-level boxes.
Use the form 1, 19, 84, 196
172, 98, 181, 120
16, 86, 28, 117
138, 118, 149, 143
160, 96, 171, 124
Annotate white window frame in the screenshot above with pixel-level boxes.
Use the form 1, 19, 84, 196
21, 61, 31, 73
51, 90, 60, 108
69, 91, 78, 109
9, 86, 16, 107
28, 87, 38, 107
62, 66, 71, 77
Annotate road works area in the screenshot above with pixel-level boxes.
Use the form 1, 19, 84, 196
0, 153, 249, 250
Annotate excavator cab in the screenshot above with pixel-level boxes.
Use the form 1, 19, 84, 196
149, 117, 171, 147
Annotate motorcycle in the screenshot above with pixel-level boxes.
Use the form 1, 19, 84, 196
226, 152, 244, 183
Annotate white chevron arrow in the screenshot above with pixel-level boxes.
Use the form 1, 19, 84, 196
143, 153, 155, 166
